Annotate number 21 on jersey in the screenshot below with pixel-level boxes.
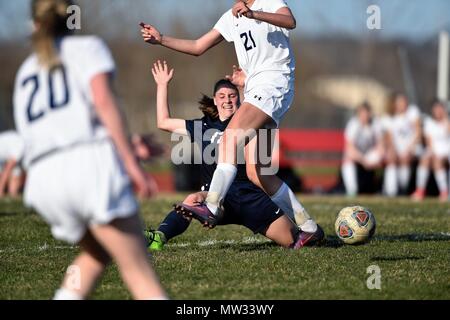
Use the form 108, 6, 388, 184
240, 30, 257, 51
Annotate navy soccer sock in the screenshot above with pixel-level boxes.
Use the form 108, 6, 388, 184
158, 210, 191, 242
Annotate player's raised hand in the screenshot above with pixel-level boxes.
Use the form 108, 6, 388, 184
232, 1, 254, 19
226, 65, 246, 88
140, 22, 163, 45
151, 60, 174, 85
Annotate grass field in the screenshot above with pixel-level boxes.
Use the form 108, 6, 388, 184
1, 195, 449, 300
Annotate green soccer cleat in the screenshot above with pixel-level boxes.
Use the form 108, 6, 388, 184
144, 229, 166, 251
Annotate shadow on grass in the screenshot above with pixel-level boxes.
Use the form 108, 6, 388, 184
0, 211, 24, 218
370, 255, 425, 262
374, 233, 450, 242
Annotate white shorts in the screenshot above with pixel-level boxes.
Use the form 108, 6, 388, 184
24, 140, 139, 245
244, 73, 294, 128
431, 142, 450, 159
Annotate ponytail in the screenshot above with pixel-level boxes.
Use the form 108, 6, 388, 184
31, 0, 73, 68
198, 94, 219, 119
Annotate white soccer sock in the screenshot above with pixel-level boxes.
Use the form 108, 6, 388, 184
383, 165, 398, 197
434, 169, 448, 193
342, 162, 357, 196
206, 163, 237, 215
270, 182, 316, 232
53, 288, 84, 300
416, 166, 429, 190
398, 165, 411, 190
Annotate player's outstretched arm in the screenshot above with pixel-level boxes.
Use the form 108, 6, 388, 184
140, 23, 223, 56
152, 60, 188, 135
232, 2, 296, 30
91, 73, 151, 198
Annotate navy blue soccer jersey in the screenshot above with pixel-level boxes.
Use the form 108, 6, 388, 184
185, 115, 249, 188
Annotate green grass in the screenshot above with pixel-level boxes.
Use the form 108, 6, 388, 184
1, 195, 449, 300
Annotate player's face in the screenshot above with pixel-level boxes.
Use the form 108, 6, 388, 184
214, 88, 239, 121
431, 103, 446, 121
357, 108, 371, 125
395, 95, 408, 114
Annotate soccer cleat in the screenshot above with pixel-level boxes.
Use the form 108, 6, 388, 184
439, 191, 448, 202
293, 224, 325, 249
174, 203, 221, 229
144, 229, 166, 251
411, 189, 425, 201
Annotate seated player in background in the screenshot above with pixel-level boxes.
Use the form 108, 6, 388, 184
0, 130, 25, 198
13, 0, 166, 300
341, 102, 384, 196
412, 99, 450, 202
381, 93, 422, 196
145, 61, 324, 251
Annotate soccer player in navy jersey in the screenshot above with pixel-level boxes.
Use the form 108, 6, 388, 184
145, 61, 324, 250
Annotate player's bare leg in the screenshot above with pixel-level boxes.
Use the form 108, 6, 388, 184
90, 215, 167, 300
263, 215, 298, 248
55, 231, 111, 300
245, 132, 318, 234
179, 103, 271, 227
432, 156, 448, 201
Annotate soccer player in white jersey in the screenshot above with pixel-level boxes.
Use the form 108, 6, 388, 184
0, 131, 25, 198
14, 0, 167, 300
140, 0, 322, 243
342, 103, 384, 196
381, 93, 422, 196
412, 100, 450, 202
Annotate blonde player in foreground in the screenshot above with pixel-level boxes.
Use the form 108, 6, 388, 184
140, 0, 321, 241
14, 0, 167, 300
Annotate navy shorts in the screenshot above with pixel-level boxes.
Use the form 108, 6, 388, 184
217, 181, 284, 234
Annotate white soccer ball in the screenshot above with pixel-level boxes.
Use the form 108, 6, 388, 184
335, 206, 376, 245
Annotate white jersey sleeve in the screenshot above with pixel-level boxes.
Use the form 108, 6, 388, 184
344, 118, 358, 142
213, 10, 234, 42
78, 36, 115, 85
423, 116, 434, 138
407, 105, 420, 122
265, 0, 289, 12
372, 118, 383, 140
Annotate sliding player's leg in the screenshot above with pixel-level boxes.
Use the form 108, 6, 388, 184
145, 211, 191, 251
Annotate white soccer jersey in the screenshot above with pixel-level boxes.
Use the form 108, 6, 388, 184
345, 117, 382, 154
388, 105, 421, 153
0, 130, 24, 162
424, 116, 450, 157
13, 36, 115, 168
214, 0, 295, 89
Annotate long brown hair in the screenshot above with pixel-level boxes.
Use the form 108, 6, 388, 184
198, 79, 239, 119
31, 0, 73, 68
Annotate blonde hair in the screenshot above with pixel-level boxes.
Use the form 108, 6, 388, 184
31, 0, 73, 68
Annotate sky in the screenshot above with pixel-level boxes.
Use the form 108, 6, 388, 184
0, 0, 449, 42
